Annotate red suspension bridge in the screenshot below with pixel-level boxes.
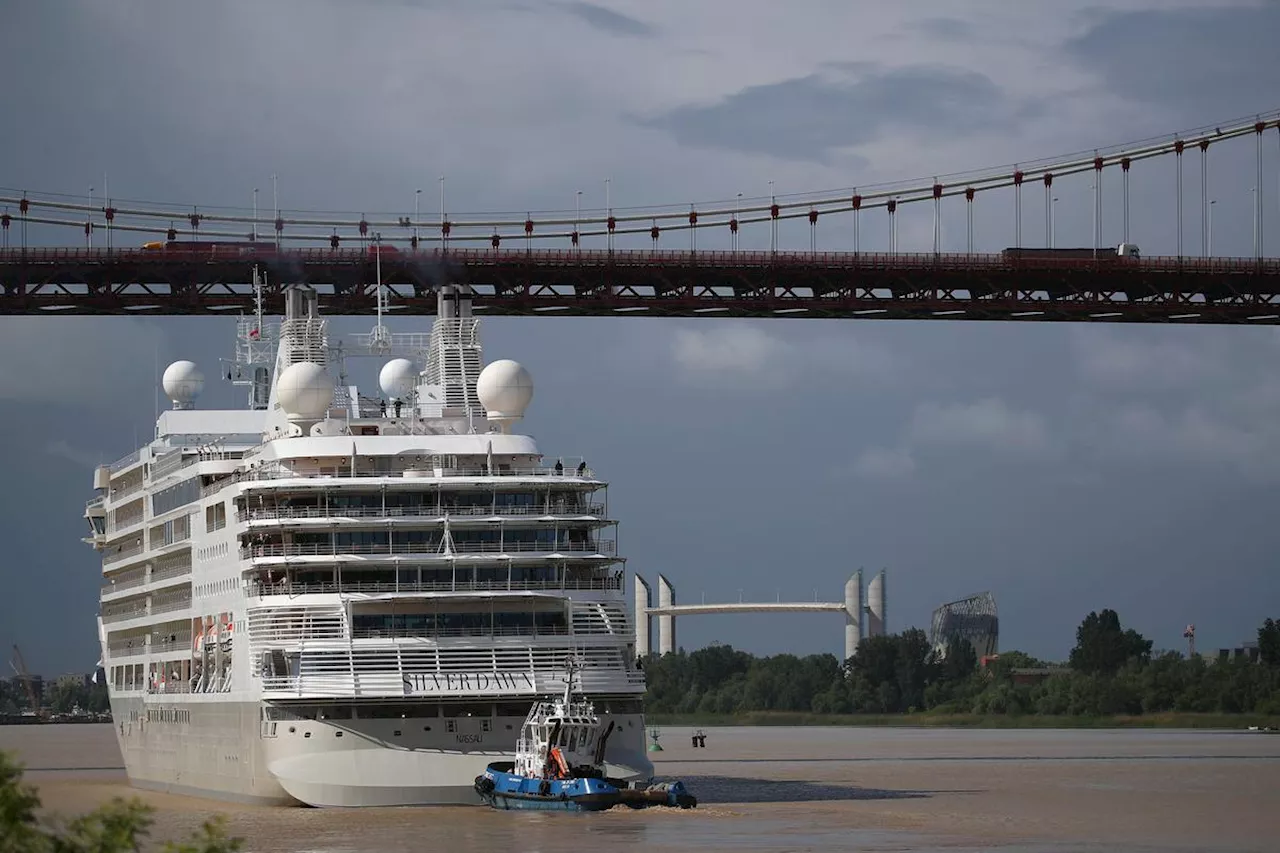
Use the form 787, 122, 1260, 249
2, 112, 1279, 322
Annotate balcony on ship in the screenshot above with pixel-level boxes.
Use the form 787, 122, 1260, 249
237, 494, 607, 525
348, 599, 570, 641
245, 558, 624, 591
204, 453, 600, 499
103, 552, 195, 602
245, 563, 624, 597
240, 527, 617, 562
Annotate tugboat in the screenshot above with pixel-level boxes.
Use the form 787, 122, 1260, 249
474, 661, 696, 812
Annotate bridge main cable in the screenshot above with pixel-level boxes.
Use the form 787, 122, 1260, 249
2, 111, 1277, 246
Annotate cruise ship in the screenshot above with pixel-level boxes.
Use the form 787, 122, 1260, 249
83, 279, 651, 806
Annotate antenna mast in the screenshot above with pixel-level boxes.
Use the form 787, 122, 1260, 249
254, 264, 264, 335
370, 233, 390, 351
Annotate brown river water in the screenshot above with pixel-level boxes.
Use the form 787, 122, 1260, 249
3, 723, 1277, 852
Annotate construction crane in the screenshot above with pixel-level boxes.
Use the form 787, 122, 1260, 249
8, 644, 44, 718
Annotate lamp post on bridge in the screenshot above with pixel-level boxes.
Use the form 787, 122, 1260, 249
734, 192, 742, 251
768, 180, 776, 253
1051, 197, 1058, 248
1208, 199, 1216, 257
1252, 187, 1259, 259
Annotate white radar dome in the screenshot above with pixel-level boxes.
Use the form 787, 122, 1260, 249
476, 359, 534, 421
275, 361, 333, 420
379, 358, 418, 400
162, 360, 204, 407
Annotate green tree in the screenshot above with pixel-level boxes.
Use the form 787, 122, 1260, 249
938, 635, 979, 684
1069, 609, 1150, 676
0, 752, 242, 853
1258, 618, 1280, 667
45, 680, 85, 715
849, 635, 899, 688
893, 629, 935, 711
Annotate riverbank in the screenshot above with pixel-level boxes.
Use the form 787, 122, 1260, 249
647, 711, 1280, 729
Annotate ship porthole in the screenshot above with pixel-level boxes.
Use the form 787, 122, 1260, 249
289, 727, 296, 734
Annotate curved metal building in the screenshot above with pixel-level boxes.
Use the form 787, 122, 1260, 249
929, 592, 999, 659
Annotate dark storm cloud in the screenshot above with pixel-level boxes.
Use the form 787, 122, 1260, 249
1065, 4, 1280, 120
559, 2, 657, 37
639, 63, 1035, 162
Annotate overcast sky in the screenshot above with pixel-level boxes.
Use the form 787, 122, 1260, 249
2, 0, 1279, 675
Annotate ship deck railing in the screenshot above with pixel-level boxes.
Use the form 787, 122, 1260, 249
101, 604, 149, 624
239, 503, 606, 522
242, 539, 616, 560
247, 575, 623, 597
102, 541, 146, 565
258, 666, 645, 697
204, 462, 600, 497
347, 625, 572, 640
101, 567, 148, 595
107, 480, 147, 503
103, 563, 191, 599
109, 449, 142, 473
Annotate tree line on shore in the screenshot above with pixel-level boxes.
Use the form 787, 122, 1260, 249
0, 677, 109, 716
642, 611, 1280, 717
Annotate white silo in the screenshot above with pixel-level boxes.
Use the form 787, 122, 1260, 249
657, 574, 676, 655
844, 570, 863, 661
866, 570, 887, 637
633, 575, 652, 658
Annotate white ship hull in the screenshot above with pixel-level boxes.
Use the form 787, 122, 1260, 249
110, 694, 651, 807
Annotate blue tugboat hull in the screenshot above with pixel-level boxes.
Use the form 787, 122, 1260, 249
474, 764, 697, 812
475, 766, 620, 812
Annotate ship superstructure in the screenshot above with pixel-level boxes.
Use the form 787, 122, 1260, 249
85, 278, 650, 806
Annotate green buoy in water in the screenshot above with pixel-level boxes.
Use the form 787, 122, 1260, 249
647, 726, 664, 752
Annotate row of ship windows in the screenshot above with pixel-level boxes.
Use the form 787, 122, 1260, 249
287, 565, 570, 585
145, 708, 191, 724
112, 488, 595, 543
265, 492, 557, 510
350, 612, 568, 633
265, 699, 644, 720
197, 543, 231, 562
195, 578, 239, 596
156, 485, 591, 521
287, 530, 594, 547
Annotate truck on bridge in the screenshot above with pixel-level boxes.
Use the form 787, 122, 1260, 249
1002, 244, 1141, 261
